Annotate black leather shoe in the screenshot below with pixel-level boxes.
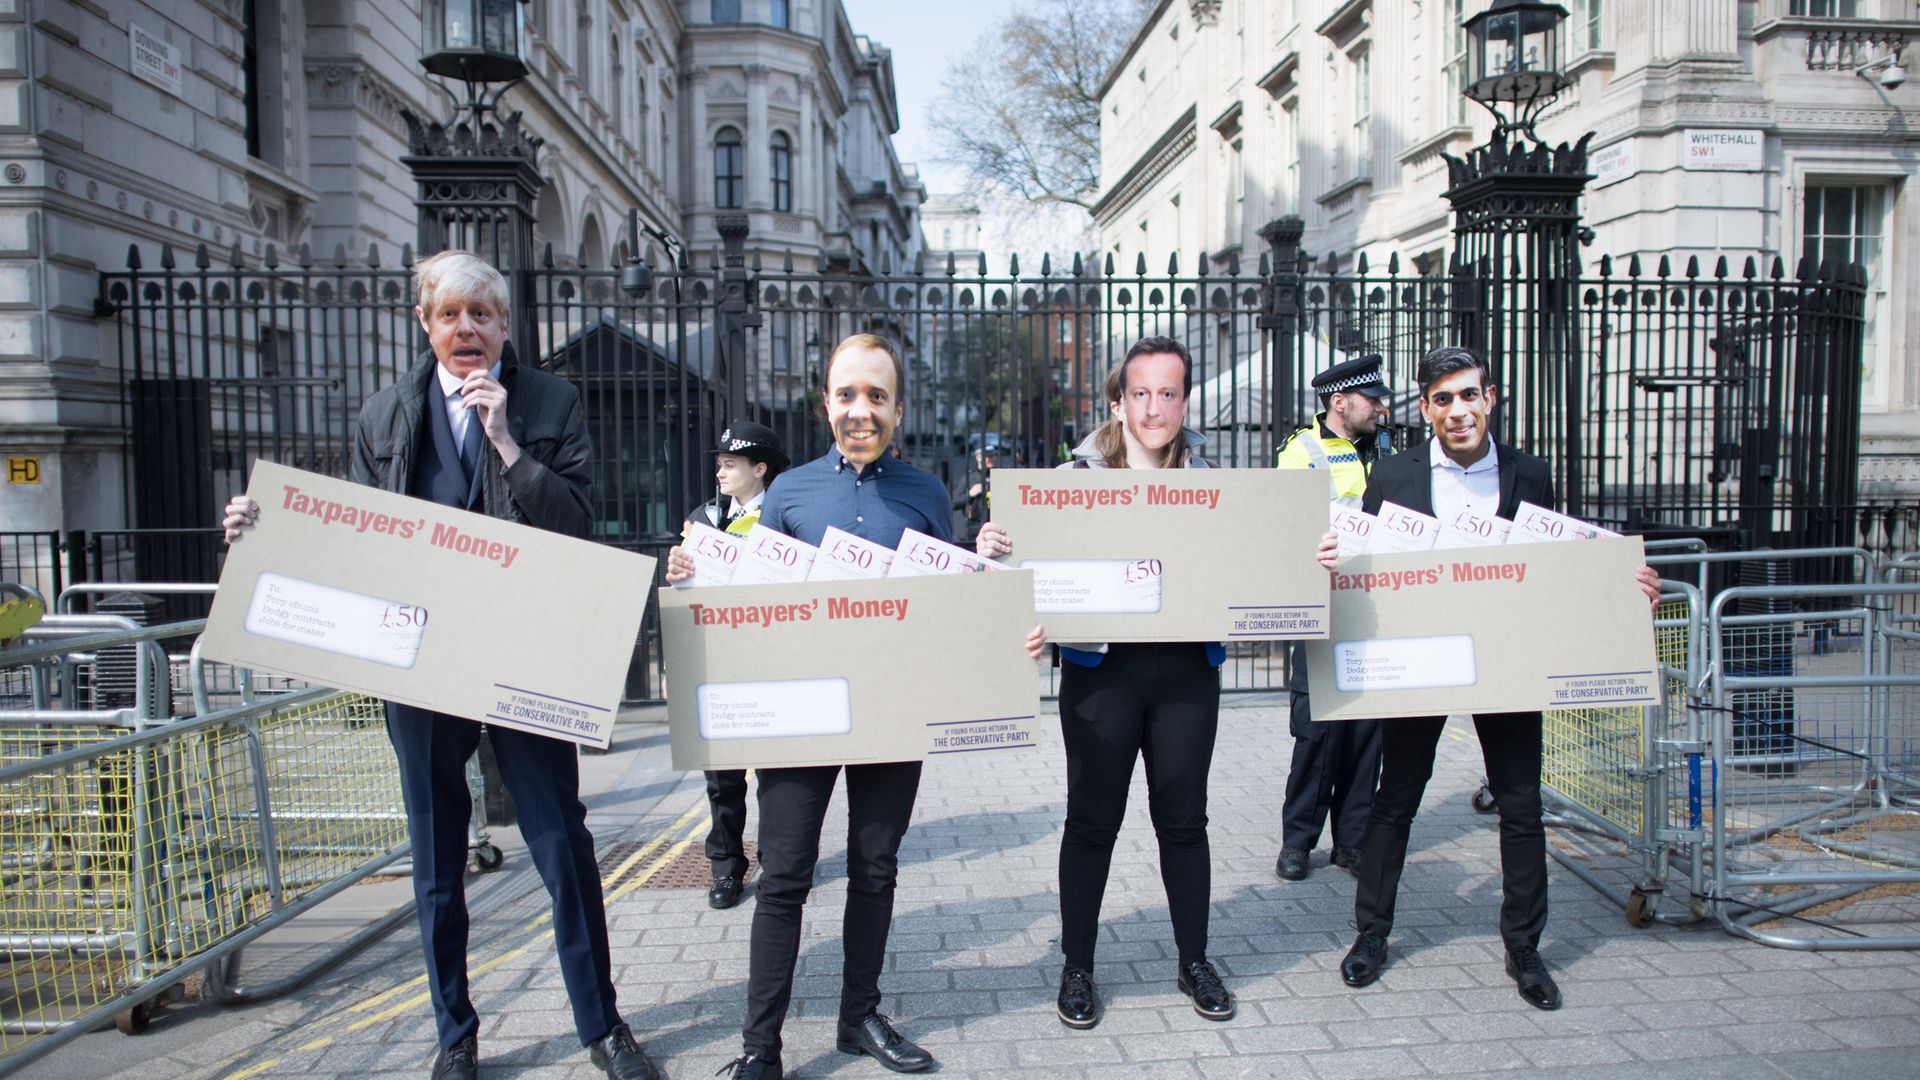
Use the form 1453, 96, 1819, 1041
1176, 959, 1235, 1020
431, 1034, 478, 1080
709, 875, 742, 910
1341, 931, 1387, 987
1505, 946, 1563, 1011
1276, 847, 1310, 881
714, 1051, 782, 1079
589, 1022, 666, 1080
1057, 965, 1099, 1029
1332, 847, 1362, 873
836, 1011, 933, 1072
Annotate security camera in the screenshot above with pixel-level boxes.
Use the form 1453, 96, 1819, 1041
1857, 52, 1907, 91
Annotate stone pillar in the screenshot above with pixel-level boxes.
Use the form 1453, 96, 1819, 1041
797, 74, 816, 217
685, 66, 711, 209
746, 63, 772, 209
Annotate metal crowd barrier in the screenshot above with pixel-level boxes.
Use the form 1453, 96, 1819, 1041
0, 620, 410, 1073
1541, 582, 1709, 927
1703, 575, 1920, 949
1537, 543, 1920, 948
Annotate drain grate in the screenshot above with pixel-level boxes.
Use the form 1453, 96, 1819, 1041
599, 839, 757, 890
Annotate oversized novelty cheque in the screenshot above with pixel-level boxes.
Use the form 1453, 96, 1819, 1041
987, 468, 1331, 642
201, 462, 655, 749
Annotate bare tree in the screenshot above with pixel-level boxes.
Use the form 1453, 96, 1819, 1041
930, 0, 1152, 211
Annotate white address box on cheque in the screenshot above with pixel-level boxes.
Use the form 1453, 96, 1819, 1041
1023, 559, 1164, 615
1333, 634, 1478, 693
698, 677, 853, 741
242, 570, 427, 670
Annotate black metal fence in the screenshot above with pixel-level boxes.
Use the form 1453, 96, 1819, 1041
87, 217, 1871, 701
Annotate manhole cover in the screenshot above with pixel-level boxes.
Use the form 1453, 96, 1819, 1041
599, 839, 756, 890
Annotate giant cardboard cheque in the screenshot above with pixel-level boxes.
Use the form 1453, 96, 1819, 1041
201, 462, 655, 749
988, 468, 1331, 643
1304, 535, 1662, 720
661, 570, 1041, 770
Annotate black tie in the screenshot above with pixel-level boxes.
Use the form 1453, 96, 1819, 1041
458, 403, 483, 482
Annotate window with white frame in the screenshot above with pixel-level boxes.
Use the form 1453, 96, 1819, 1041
1351, 46, 1372, 180
1576, 0, 1603, 52
1804, 181, 1892, 402
1443, 0, 1468, 126
1226, 138, 1245, 240
770, 0, 790, 29
610, 35, 624, 133
1789, 0, 1860, 15
771, 132, 793, 212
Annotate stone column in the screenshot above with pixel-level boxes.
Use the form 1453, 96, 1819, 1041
685, 65, 710, 209
797, 74, 816, 218
746, 63, 772, 209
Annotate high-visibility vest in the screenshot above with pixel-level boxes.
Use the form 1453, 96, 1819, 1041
1276, 417, 1371, 506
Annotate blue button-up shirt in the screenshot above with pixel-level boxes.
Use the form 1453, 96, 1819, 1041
759, 450, 953, 549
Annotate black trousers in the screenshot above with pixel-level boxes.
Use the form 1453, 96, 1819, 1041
1351, 712, 1548, 951
705, 769, 750, 880
742, 761, 922, 1057
1057, 643, 1220, 973
1280, 691, 1381, 852
386, 705, 620, 1050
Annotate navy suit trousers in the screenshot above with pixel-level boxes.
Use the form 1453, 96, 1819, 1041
386, 705, 620, 1050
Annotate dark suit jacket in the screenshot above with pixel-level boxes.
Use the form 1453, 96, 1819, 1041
1360, 438, 1555, 520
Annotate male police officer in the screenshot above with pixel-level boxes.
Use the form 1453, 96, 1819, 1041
1273, 355, 1391, 881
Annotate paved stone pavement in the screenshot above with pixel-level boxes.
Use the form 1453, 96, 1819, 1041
21, 696, 1920, 1079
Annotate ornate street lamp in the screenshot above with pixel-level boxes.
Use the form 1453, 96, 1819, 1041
1462, 0, 1568, 140
420, 0, 528, 85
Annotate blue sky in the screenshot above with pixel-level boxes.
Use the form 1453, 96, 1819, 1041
838, 2, 1026, 196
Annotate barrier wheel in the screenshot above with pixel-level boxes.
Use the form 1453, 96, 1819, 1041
115, 1000, 153, 1035
1471, 785, 1497, 814
474, 843, 505, 873
1625, 887, 1656, 928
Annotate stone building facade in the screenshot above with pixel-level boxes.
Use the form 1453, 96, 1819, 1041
1094, 0, 1920, 482
0, 0, 925, 537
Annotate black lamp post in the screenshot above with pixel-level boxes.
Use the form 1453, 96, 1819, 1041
1462, 0, 1568, 141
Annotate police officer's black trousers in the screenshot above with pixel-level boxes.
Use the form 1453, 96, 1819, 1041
386, 705, 620, 1051
705, 769, 750, 880
1057, 643, 1220, 974
742, 761, 922, 1056
1352, 712, 1548, 951
1280, 692, 1381, 852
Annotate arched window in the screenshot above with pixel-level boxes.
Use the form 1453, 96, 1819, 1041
714, 127, 743, 209
770, 132, 792, 212
712, 0, 741, 23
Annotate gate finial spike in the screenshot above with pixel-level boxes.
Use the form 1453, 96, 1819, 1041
1135, 252, 1146, 276
195, 243, 210, 269
1040, 252, 1051, 277
1167, 251, 1179, 275
159, 244, 175, 270
1009, 252, 1019, 277
125, 243, 142, 270
365, 243, 380, 269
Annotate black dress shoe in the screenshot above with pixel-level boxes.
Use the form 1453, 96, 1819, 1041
1176, 959, 1235, 1021
431, 1034, 478, 1080
709, 875, 742, 910
1340, 931, 1387, 987
1276, 847, 1310, 881
836, 1011, 933, 1072
1331, 847, 1362, 873
715, 1051, 782, 1079
1505, 946, 1563, 1011
1057, 965, 1099, 1029
589, 1022, 666, 1080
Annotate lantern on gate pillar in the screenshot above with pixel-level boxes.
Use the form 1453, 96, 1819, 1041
1463, 0, 1568, 139
420, 0, 529, 85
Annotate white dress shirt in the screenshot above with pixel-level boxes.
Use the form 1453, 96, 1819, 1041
435, 361, 503, 456
729, 490, 765, 521
1428, 435, 1501, 527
